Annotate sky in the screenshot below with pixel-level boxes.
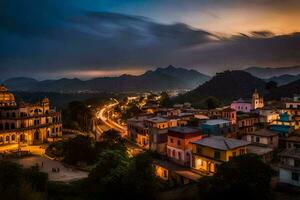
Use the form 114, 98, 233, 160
1, 0, 300, 80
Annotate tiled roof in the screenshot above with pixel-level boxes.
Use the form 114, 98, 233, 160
248, 129, 277, 137
192, 136, 250, 150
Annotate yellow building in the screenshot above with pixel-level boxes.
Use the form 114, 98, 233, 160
191, 136, 249, 175
0, 85, 62, 147
252, 89, 264, 110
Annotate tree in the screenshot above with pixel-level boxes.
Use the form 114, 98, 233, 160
124, 152, 158, 199
86, 149, 129, 199
98, 130, 126, 152
0, 161, 48, 200
198, 154, 273, 200
62, 101, 93, 131
63, 135, 97, 165
160, 92, 174, 108
205, 96, 221, 109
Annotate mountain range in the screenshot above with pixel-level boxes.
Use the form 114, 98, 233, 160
245, 66, 300, 79
2, 66, 210, 92
265, 74, 300, 86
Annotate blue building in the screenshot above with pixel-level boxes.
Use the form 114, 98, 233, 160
269, 112, 295, 137
200, 119, 235, 136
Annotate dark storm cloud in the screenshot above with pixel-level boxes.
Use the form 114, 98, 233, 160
0, 0, 300, 79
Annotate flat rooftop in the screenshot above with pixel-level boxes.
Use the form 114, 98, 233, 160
202, 119, 230, 126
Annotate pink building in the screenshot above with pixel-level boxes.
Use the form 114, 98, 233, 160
231, 99, 252, 113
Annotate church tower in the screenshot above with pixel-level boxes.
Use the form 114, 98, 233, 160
252, 89, 264, 109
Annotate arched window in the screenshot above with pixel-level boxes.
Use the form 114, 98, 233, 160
6, 112, 9, 118
11, 135, 15, 141
0, 137, 3, 142
34, 130, 40, 140
47, 130, 50, 137
12, 112, 16, 118
5, 136, 9, 142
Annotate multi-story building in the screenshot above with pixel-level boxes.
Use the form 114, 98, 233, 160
167, 127, 205, 166
0, 85, 62, 147
200, 119, 236, 137
145, 116, 178, 154
244, 129, 278, 149
243, 129, 278, 162
279, 148, 300, 187
204, 107, 237, 124
191, 136, 249, 175
127, 116, 150, 149
258, 109, 280, 124
270, 112, 296, 137
237, 113, 259, 137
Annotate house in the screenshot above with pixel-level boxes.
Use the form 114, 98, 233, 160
153, 160, 202, 186
200, 119, 236, 137
270, 112, 296, 137
258, 109, 280, 124
204, 107, 237, 124
244, 129, 278, 149
145, 117, 178, 154
167, 127, 205, 166
127, 117, 150, 149
279, 148, 300, 187
247, 145, 274, 162
237, 113, 259, 137
191, 136, 250, 175
280, 134, 300, 149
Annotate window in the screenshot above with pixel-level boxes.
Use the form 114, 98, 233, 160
178, 152, 182, 160
292, 172, 299, 181
240, 149, 245, 155
170, 138, 173, 143
214, 151, 221, 160
172, 150, 175, 157
177, 140, 181, 146
232, 151, 236, 157
196, 146, 202, 154
255, 137, 260, 143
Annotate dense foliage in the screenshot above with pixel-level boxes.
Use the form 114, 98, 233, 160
198, 154, 273, 200
0, 161, 48, 200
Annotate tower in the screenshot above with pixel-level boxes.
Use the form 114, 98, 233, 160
252, 89, 264, 109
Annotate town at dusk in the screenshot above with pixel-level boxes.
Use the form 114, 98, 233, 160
1, 1, 300, 200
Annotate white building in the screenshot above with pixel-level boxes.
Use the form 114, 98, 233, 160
279, 148, 300, 187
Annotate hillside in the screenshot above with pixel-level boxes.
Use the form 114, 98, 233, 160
175, 70, 267, 106
245, 66, 300, 79
269, 79, 300, 99
2, 66, 210, 92
265, 74, 300, 86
